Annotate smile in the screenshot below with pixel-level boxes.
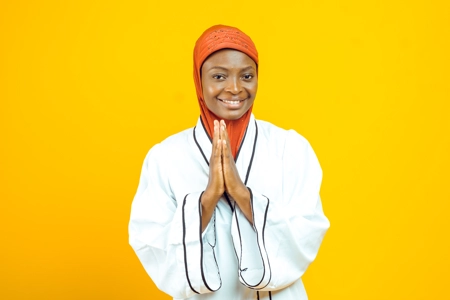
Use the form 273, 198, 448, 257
218, 98, 246, 105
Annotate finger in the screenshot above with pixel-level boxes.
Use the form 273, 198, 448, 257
212, 120, 222, 163
213, 120, 219, 145
221, 120, 231, 146
216, 131, 222, 158
222, 139, 231, 166
219, 120, 225, 141
221, 139, 227, 172
221, 126, 232, 162
222, 139, 236, 191
215, 127, 221, 158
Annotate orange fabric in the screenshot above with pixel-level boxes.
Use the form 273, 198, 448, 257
193, 25, 258, 158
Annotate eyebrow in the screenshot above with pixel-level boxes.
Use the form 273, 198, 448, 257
209, 66, 255, 72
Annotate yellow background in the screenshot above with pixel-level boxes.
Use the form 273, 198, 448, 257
1, 0, 449, 299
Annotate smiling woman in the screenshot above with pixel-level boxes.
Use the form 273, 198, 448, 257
128, 24, 330, 300
201, 49, 257, 121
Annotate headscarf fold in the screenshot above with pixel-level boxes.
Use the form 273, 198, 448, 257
193, 25, 258, 158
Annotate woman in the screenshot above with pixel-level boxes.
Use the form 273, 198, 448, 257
129, 25, 329, 300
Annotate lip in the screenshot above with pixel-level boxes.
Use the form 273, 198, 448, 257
217, 98, 247, 109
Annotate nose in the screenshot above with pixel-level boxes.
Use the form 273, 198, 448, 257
225, 77, 242, 95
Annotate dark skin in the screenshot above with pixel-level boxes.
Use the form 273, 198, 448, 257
200, 49, 257, 231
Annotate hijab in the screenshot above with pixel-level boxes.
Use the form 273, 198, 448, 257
193, 25, 259, 158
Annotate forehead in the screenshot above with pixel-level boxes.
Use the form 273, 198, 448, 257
201, 49, 256, 71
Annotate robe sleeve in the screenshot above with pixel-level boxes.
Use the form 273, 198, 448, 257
129, 144, 221, 299
231, 130, 330, 291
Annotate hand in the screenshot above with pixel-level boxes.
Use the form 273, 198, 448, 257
201, 120, 253, 230
201, 121, 224, 229
219, 120, 249, 201
220, 121, 252, 223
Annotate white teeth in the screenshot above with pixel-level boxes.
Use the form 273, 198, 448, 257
221, 99, 241, 104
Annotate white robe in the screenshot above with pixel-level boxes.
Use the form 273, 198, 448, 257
129, 115, 330, 300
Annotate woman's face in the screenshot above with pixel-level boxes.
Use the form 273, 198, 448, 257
201, 49, 258, 121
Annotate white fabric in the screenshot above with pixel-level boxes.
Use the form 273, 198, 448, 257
129, 115, 330, 300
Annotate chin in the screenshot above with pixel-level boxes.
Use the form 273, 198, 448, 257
219, 110, 247, 121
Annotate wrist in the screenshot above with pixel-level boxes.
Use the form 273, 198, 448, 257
230, 184, 250, 205
201, 190, 221, 209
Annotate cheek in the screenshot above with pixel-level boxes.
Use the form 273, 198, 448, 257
202, 85, 220, 109
202, 82, 220, 98
205, 86, 216, 96
247, 82, 258, 96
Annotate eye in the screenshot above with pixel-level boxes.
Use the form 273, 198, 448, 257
212, 74, 226, 80
242, 74, 254, 80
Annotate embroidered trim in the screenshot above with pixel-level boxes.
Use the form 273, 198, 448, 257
223, 193, 234, 212
199, 192, 221, 292
237, 188, 271, 289
193, 126, 209, 166
182, 194, 200, 294
244, 120, 258, 185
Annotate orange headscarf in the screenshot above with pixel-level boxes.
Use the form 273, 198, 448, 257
193, 25, 259, 158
